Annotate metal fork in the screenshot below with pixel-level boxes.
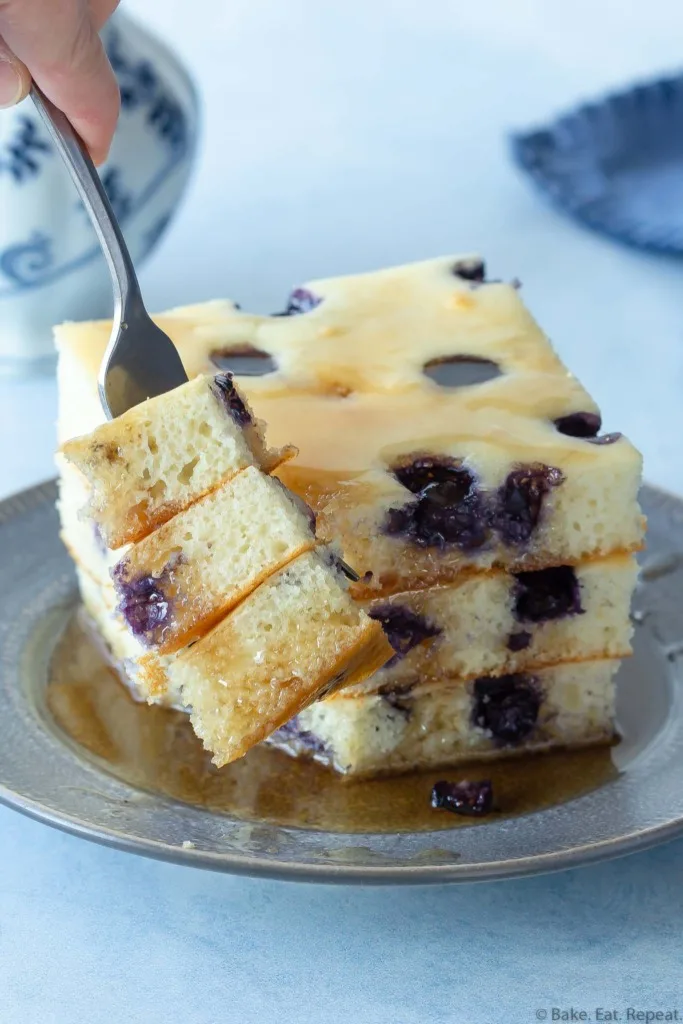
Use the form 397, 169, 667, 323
31, 85, 188, 419
30, 88, 364, 584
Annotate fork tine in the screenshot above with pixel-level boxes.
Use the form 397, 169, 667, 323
32, 85, 188, 420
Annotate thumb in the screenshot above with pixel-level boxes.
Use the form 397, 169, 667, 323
0, 0, 120, 164
0, 36, 31, 108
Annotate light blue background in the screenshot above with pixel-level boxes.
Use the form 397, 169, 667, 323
2, 0, 683, 1018
2, 811, 682, 1023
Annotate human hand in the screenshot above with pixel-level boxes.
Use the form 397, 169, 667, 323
0, 0, 121, 164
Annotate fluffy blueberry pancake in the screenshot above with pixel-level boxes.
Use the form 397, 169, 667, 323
347, 554, 638, 693
111, 466, 317, 654
268, 660, 620, 777
165, 552, 395, 766
55, 254, 642, 777
61, 374, 391, 765
61, 372, 293, 549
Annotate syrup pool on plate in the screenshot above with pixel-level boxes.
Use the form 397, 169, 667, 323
46, 610, 619, 834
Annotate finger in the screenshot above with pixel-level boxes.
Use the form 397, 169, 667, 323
90, 0, 120, 32
0, 4, 120, 109
0, 0, 120, 164
0, 33, 31, 107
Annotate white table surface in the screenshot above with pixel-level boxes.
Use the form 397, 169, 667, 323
2, 1, 683, 1020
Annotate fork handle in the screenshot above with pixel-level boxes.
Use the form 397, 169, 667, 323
30, 84, 143, 323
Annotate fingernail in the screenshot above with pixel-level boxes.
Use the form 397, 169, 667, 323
0, 59, 25, 108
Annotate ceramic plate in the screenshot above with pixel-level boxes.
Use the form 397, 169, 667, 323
1, 481, 682, 885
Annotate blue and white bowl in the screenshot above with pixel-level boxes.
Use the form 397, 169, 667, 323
0, 12, 199, 374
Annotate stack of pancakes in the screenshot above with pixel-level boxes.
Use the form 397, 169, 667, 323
60, 374, 391, 765
56, 255, 643, 776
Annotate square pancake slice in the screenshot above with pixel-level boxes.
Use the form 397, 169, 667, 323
61, 372, 293, 549
111, 466, 317, 654
165, 551, 393, 766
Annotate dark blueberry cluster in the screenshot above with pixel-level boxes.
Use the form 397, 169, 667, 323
431, 779, 494, 817
385, 458, 490, 550
113, 566, 170, 640
385, 457, 564, 551
210, 373, 252, 428
368, 604, 441, 664
472, 674, 541, 744
507, 630, 532, 652
273, 287, 323, 316
452, 258, 486, 283
495, 464, 564, 546
513, 565, 582, 623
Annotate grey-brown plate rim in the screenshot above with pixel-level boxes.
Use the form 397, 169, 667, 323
1, 478, 682, 885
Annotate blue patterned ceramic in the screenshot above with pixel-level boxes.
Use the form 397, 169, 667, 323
511, 74, 683, 256
0, 12, 199, 374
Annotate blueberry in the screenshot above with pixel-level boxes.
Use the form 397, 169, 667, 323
272, 716, 328, 755
384, 505, 417, 543
555, 411, 601, 438
210, 373, 252, 428
495, 464, 564, 546
507, 630, 532, 652
472, 674, 541, 744
113, 567, 170, 639
385, 457, 490, 550
273, 288, 322, 316
514, 565, 583, 622
555, 413, 622, 446
393, 459, 469, 497
431, 779, 494, 817
369, 604, 441, 665
452, 258, 486, 283
414, 490, 488, 549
